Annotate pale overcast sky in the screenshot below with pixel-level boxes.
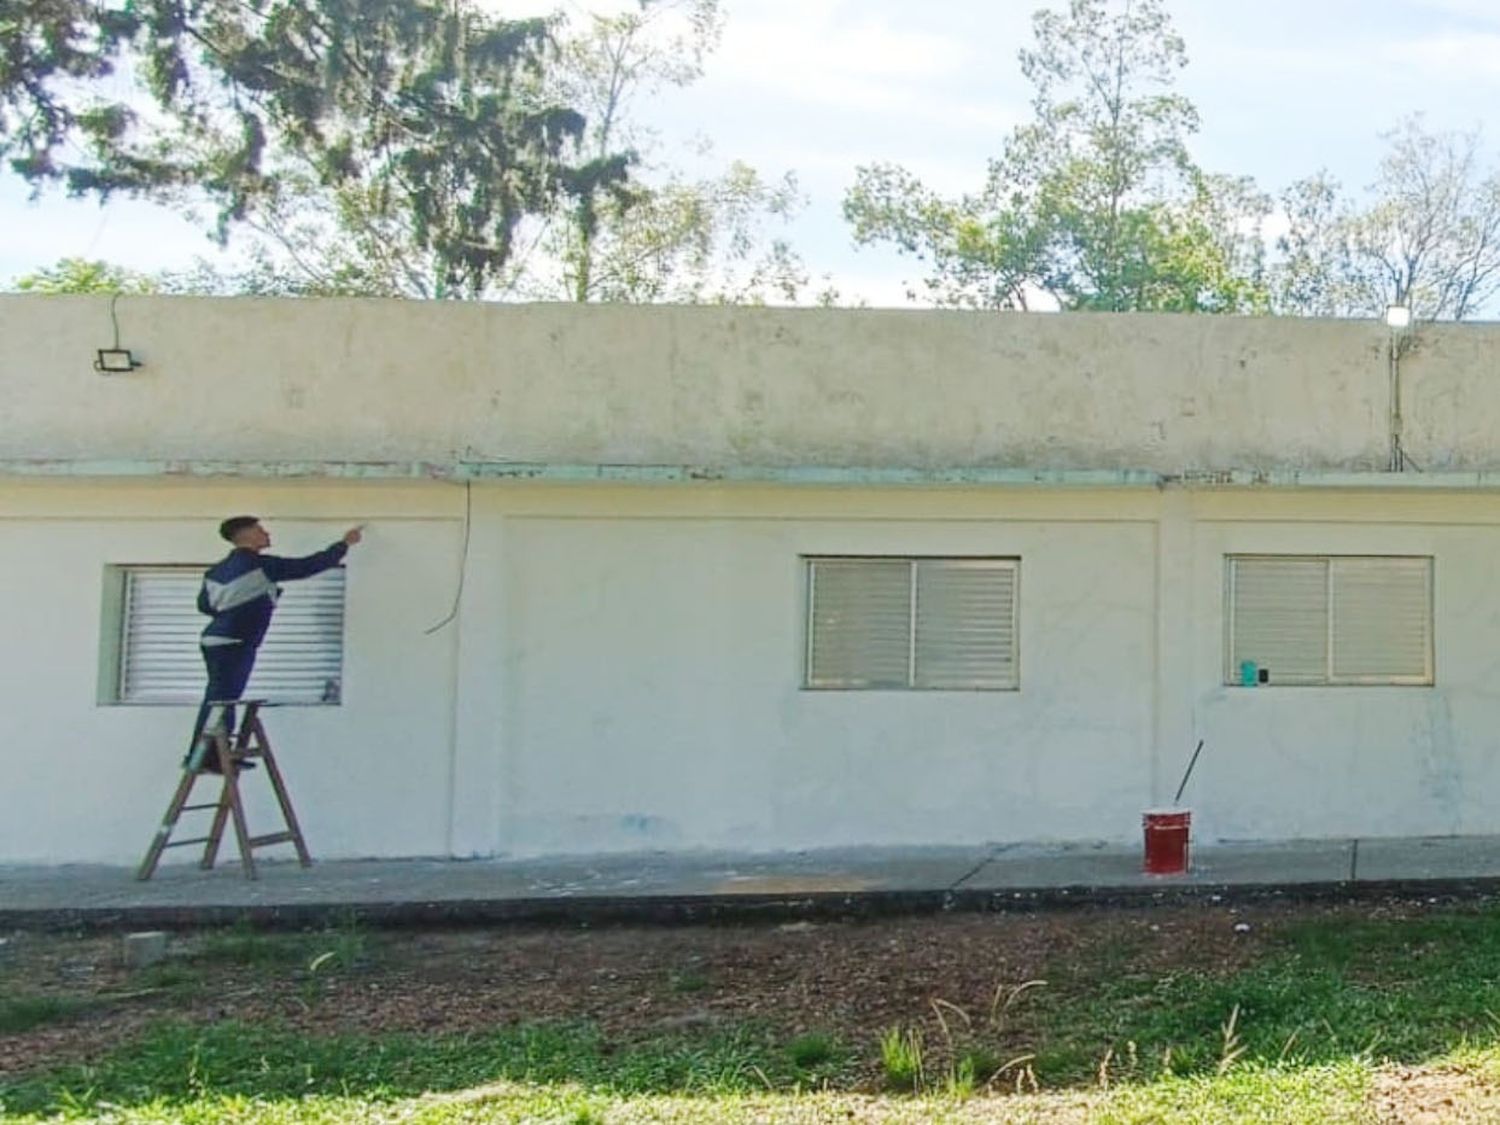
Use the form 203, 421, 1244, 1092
5, 0, 1500, 305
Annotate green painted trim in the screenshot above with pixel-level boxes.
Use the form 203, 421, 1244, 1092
458, 463, 1164, 487
7, 459, 1500, 491
0, 459, 455, 480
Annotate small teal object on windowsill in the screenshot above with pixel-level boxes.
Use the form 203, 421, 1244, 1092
1240, 660, 1259, 687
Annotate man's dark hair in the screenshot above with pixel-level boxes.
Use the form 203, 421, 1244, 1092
219, 516, 261, 543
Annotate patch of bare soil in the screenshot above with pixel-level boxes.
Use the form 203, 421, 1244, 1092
1373, 1064, 1500, 1124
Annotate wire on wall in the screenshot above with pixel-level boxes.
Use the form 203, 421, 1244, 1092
424, 478, 473, 635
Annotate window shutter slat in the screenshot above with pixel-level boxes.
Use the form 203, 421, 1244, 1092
1331, 558, 1431, 680
1230, 558, 1329, 684
807, 559, 911, 688
120, 567, 345, 704
913, 560, 1017, 689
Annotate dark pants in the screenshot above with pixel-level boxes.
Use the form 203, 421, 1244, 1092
186, 643, 258, 765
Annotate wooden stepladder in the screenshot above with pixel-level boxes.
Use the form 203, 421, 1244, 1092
137, 700, 312, 881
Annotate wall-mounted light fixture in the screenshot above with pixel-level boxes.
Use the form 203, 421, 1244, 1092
93, 294, 143, 374
1385, 304, 1412, 330
95, 347, 141, 373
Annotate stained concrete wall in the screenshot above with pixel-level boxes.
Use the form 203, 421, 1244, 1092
8, 295, 1492, 472
6, 477, 1500, 865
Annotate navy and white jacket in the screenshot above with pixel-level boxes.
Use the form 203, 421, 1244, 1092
198, 543, 348, 649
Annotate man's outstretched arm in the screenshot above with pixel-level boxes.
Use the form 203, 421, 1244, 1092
260, 526, 363, 582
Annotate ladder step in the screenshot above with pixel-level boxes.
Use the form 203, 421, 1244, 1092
183, 803, 222, 812
164, 836, 213, 848
248, 832, 294, 847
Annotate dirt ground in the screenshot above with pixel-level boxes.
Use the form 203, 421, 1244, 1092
0, 898, 1493, 1120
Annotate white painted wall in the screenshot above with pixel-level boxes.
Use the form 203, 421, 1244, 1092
9, 477, 1500, 865
1184, 492, 1500, 842
10, 296, 1497, 473
499, 511, 1156, 853
0, 481, 463, 864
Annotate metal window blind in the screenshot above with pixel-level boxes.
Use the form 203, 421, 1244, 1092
807, 558, 1019, 690
119, 566, 346, 704
1330, 557, 1432, 682
913, 560, 1018, 689
1228, 556, 1432, 686
1229, 557, 1330, 684
807, 559, 911, 688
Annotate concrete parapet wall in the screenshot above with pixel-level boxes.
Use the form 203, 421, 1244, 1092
6, 296, 1485, 472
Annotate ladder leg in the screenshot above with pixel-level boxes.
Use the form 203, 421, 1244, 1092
223, 768, 258, 880
216, 706, 256, 879
137, 770, 200, 881
200, 792, 230, 870
259, 733, 312, 867
199, 727, 237, 869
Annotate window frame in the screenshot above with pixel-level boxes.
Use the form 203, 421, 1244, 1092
802, 555, 1020, 692
1224, 554, 1434, 688
99, 563, 349, 706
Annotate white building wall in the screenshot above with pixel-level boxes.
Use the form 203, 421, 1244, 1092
0, 481, 463, 864
1185, 491, 1500, 842
498, 507, 1156, 853
6, 477, 1500, 865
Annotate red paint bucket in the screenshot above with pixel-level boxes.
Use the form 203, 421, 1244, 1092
1142, 809, 1191, 875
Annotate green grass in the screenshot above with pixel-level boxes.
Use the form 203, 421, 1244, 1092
0, 1018, 1486, 1122
785, 1031, 836, 1069
195, 918, 371, 974
0, 995, 87, 1034
880, 1025, 924, 1090
1023, 903, 1500, 1086
0, 1019, 836, 1120
11, 904, 1500, 1121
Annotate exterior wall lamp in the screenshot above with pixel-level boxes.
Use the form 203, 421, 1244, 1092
95, 347, 142, 373
94, 294, 144, 374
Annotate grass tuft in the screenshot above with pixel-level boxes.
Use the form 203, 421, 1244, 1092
785, 1032, 834, 1069
879, 1025, 923, 1091
0, 996, 84, 1034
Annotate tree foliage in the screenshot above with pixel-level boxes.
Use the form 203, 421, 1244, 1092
0, 0, 135, 181
845, 0, 1268, 313
9, 256, 160, 294
2, 0, 814, 303
513, 0, 811, 304
2, 0, 633, 298
1274, 118, 1500, 322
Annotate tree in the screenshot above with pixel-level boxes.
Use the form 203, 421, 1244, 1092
1274, 118, 1500, 321
844, 0, 1269, 313
511, 0, 811, 304
9, 257, 160, 294
0, 0, 134, 181
4, 252, 368, 296
2, 0, 632, 299
535, 159, 808, 304
4, 0, 810, 304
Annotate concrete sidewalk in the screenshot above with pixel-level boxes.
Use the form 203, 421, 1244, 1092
7, 836, 1500, 930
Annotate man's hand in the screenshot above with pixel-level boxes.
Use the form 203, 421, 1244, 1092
343, 525, 364, 547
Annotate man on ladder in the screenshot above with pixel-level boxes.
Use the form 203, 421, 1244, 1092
187, 516, 364, 771
141, 517, 366, 880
